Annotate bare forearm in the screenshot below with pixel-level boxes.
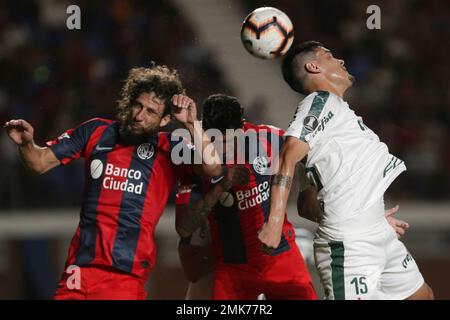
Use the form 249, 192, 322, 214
178, 245, 213, 283
178, 181, 231, 237
296, 162, 322, 222
185, 121, 221, 177
297, 186, 323, 223
259, 137, 309, 249
269, 174, 293, 224
18, 142, 54, 174
268, 153, 298, 217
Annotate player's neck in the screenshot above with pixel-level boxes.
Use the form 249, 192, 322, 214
309, 81, 346, 99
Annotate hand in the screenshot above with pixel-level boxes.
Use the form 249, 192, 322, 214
4, 119, 34, 146
223, 165, 250, 188
171, 94, 197, 125
257, 219, 283, 254
385, 205, 409, 238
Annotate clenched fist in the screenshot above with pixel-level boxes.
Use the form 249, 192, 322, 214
4, 119, 34, 146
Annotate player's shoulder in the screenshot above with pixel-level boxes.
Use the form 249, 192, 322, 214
244, 121, 284, 135
160, 131, 195, 151
293, 91, 340, 119
153, 131, 171, 150
81, 117, 114, 127
300, 90, 336, 107
69, 117, 115, 138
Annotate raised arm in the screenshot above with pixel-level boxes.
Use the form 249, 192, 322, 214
171, 94, 222, 177
258, 136, 309, 250
4, 119, 60, 174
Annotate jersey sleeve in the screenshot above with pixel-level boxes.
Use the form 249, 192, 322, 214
284, 91, 332, 147
46, 118, 109, 165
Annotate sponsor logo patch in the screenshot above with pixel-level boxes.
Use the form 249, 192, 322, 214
303, 115, 319, 132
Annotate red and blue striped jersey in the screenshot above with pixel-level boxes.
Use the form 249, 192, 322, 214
176, 122, 297, 266
47, 118, 192, 280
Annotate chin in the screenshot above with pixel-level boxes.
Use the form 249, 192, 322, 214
120, 125, 154, 145
348, 73, 355, 83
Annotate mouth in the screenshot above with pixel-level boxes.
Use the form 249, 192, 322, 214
128, 122, 143, 130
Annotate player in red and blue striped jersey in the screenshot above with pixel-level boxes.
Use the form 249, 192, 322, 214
176, 94, 317, 300
4, 64, 222, 299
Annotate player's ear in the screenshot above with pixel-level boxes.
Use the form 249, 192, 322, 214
305, 62, 321, 74
159, 114, 171, 127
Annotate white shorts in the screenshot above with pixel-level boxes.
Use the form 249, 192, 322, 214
314, 219, 424, 300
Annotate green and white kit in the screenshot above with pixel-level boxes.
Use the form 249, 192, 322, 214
285, 91, 424, 299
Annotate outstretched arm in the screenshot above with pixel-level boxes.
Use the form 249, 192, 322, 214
4, 119, 59, 174
258, 137, 309, 251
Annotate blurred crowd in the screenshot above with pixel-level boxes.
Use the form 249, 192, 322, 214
0, 0, 449, 209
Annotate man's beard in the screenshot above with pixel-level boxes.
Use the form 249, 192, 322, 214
119, 121, 158, 146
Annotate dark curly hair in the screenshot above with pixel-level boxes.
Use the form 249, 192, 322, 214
116, 63, 184, 123
282, 41, 323, 94
202, 94, 244, 133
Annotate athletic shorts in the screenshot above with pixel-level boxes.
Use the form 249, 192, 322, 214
314, 219, 424, 300
212, 245, 317, 300
54, 265, 147, 300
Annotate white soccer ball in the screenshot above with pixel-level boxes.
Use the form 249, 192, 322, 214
241, 7, 294, 59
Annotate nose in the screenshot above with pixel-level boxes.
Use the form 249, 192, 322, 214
339, 59, 345, 66
134, 108, 145, 122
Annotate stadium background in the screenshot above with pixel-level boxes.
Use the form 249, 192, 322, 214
0, 0, 449, 299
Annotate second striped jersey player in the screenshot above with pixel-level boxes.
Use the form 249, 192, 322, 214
176, 94, 318, 300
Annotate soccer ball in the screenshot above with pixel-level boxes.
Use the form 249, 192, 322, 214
241, 7, 294, 59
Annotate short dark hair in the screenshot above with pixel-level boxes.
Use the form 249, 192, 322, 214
202, 94, 244, 133
282, 41, 323, 94
116, 63, 184, 123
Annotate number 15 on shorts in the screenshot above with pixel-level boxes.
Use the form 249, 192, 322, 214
350, 276, 368, 296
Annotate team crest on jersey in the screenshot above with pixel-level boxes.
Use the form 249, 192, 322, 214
137, 143, 155, 160
252, 156, 270, 175
303, 115, 319, 132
